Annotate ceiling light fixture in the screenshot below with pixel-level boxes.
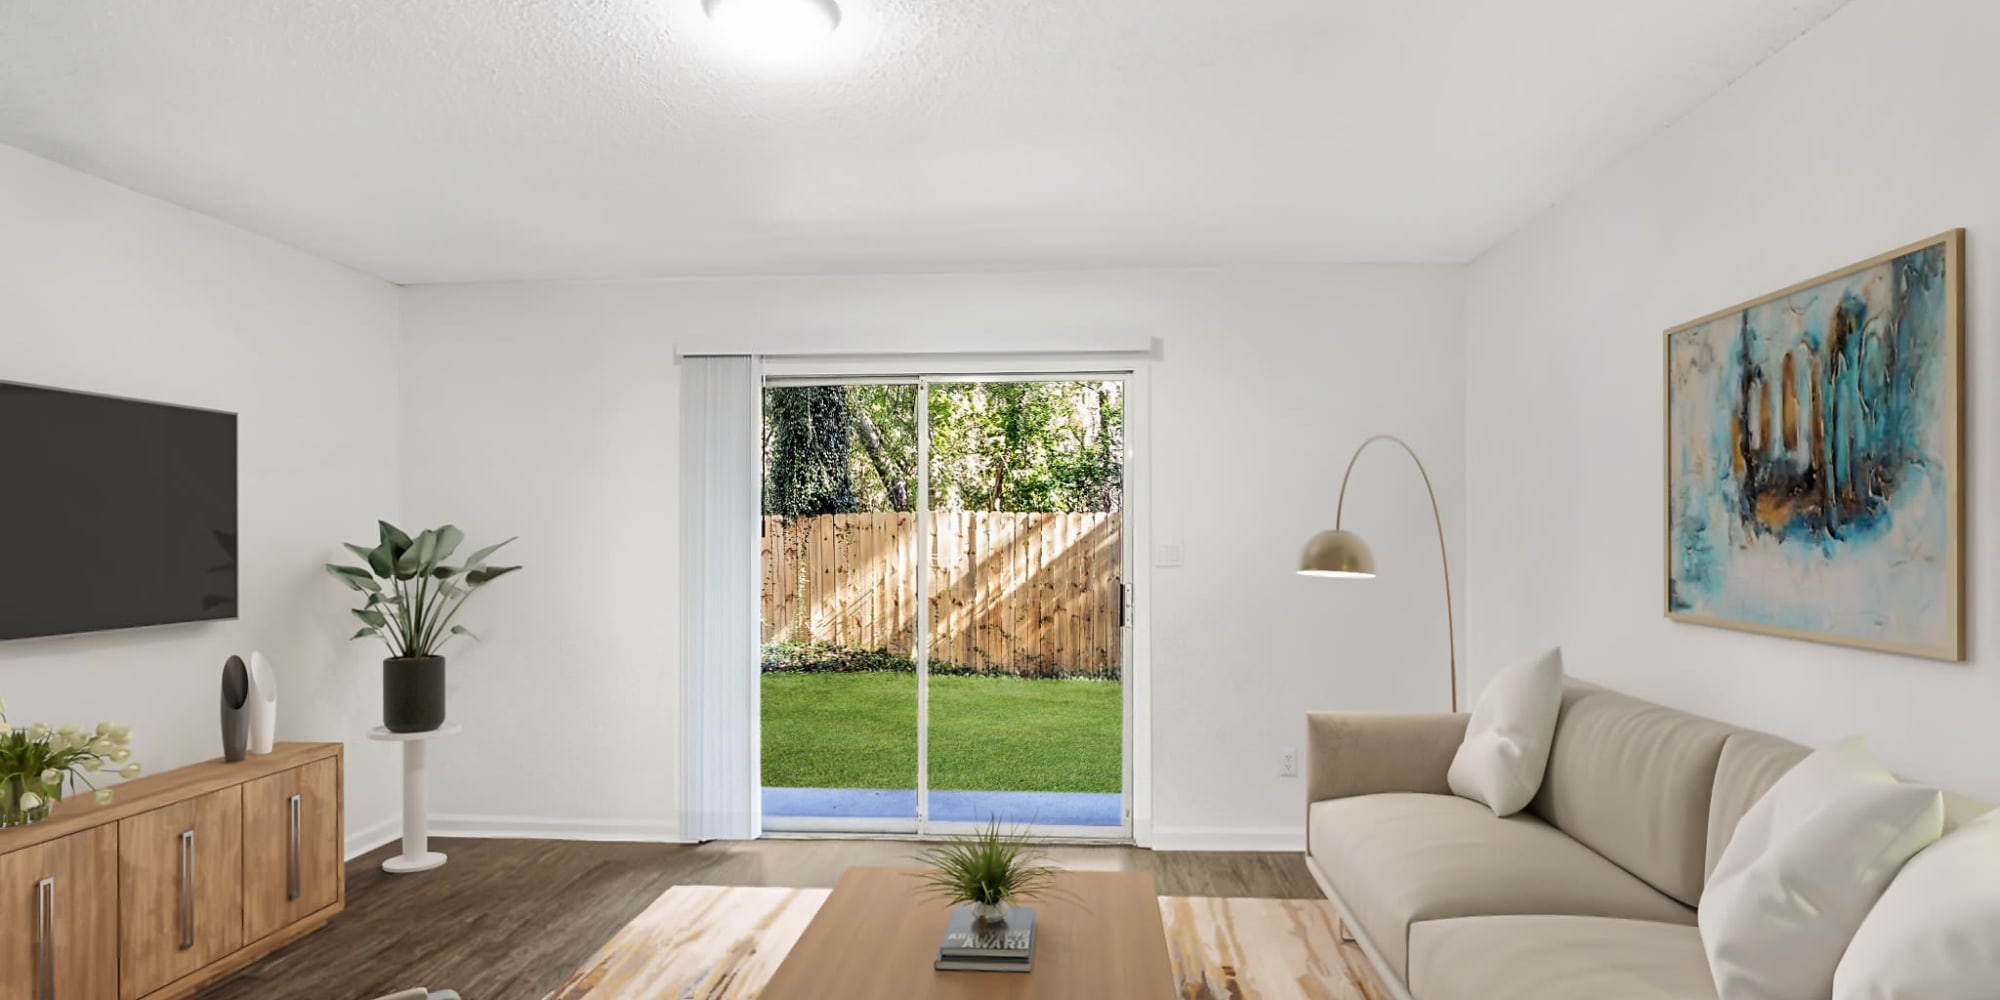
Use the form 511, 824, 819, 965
702, 0, 841, 58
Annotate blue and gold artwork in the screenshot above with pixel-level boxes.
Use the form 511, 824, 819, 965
1666, 232, 1963, 659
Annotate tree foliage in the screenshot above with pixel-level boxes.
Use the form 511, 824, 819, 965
763, 385, 857, 517
928, 382, 1123, 513
763, 381, 1123, 515
849, 384, 919, 511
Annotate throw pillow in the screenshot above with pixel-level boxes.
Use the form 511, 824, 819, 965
1445, 647, 1563, 816
1700, 737, 1944, 1000
1832, 808, 2000, 1000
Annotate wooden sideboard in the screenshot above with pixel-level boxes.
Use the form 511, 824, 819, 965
1, 743, 344, 1000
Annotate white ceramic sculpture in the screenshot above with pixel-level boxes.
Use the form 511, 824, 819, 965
246, 650, 278, 755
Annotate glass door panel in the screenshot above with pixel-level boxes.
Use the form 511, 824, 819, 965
922, 380, 1127, 834
759, 382, 922, 833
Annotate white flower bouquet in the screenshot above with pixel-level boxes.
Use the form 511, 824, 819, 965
0, 698, 143, 827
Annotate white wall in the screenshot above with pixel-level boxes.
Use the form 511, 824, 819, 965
0, 145, 404, 852
400, 265, 1466, 848
1465, 0, 2000, 801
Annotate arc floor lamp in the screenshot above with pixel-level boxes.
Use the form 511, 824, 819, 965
1296, 434, 1459, 712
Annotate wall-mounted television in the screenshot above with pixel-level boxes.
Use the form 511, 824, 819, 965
0, 382, 238, 640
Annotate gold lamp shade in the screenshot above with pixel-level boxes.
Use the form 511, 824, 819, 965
1297, 529, 1378, 579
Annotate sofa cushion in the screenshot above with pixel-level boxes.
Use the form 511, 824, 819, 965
1704, 730, 1809, 881
1447, 647, 1564, 816
1707, 731, 1994, 880
1308, 793, 1694, 981
1834, 809, 2000, 1000
1530, 681, 1736, 906
1409, 915, 1717, 1000
1701, 738, 1944, 1000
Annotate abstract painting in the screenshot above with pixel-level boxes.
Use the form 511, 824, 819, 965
1665, 231, 1963, 660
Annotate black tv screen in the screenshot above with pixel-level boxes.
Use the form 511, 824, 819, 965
0, 382, 237, 640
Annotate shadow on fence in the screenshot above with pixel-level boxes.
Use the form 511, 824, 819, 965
761, 512, 1123, 678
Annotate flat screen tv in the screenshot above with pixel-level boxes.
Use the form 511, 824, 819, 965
0, 381, 238, 640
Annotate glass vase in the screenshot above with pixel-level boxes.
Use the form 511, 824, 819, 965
0, 773, 55, 828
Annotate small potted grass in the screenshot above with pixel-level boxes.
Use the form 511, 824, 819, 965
916, 819, 1061, 926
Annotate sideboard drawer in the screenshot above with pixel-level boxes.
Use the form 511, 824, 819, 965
0, 825, 119, 1000
242, 758, 340, 943
117, 787, 243, 1000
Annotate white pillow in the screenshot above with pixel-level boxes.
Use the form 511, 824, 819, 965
1700, 737, 1944, 1000
1833, 808, 2000, 1000
1446, 647, 1563, 816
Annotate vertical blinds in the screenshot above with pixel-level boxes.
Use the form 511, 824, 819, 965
678, 354, 761, 841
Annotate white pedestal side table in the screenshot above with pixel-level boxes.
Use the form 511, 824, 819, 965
367, 722, 462, 873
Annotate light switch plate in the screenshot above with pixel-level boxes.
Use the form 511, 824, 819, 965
1155, 540, 1185, 567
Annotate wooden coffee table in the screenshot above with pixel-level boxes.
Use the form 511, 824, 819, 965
760, 866, 1175, 999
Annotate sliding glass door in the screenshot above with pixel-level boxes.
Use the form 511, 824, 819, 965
759, 374, 1129, 838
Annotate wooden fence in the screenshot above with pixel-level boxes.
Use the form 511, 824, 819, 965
760, 512, 1123, 677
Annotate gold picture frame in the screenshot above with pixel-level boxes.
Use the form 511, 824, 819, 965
1663, 229, 1965, 660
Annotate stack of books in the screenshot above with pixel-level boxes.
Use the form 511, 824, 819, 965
934, 905, 1037, 973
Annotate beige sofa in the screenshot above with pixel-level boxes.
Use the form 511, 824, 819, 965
1305, 680, 1990, 1000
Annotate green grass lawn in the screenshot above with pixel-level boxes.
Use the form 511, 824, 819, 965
760, 672, 1121, 793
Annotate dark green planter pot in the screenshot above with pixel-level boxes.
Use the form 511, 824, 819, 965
383, 656, 447, 733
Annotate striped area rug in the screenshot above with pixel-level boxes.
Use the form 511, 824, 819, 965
548, 884, 1384, 1000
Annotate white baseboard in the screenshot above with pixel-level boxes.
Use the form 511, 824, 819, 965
344, 813, 683, 859
1148, 826, 1304, 852
345, 817, 400, 860
363, 814, 1281, 850
427, 813, 686, 843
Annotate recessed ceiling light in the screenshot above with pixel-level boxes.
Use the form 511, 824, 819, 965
702, 0, 841, 58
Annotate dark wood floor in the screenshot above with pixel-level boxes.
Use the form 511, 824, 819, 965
194, 837, 1319, 1000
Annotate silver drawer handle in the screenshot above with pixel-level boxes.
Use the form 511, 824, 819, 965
36, 877, 55, 1000
288, 793, 303, 901
179, 829, 196, 950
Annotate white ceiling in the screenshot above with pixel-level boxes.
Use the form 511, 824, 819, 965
0, 0, 1851, 284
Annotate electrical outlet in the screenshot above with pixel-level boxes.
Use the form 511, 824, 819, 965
1280, 749, 1299, 778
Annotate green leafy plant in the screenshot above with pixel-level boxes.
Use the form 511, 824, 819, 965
0, 698, 143, 825
916, 819, 1062, 910
325, 521, 522, 658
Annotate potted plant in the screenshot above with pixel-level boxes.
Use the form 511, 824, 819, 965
326, 522, 521, 733
0, 698, 143, 828
916, 820, 1061, 925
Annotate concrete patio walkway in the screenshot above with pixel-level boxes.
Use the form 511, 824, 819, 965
761, 787, 1121, 827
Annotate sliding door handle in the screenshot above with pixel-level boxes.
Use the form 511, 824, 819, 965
287, 793, 303, 901
179, 829, 196, 950
35, 877, 54, 1000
